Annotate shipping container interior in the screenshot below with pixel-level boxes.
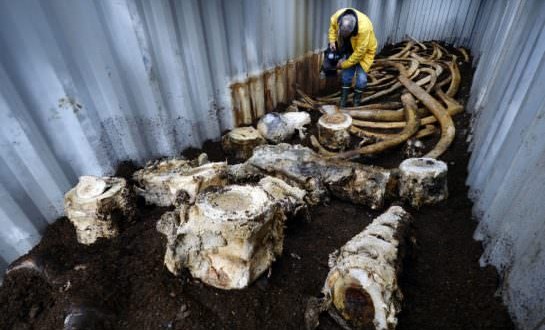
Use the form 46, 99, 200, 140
1, 0, 544, 328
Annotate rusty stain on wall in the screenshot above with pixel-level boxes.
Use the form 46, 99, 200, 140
230, 52, 328, 126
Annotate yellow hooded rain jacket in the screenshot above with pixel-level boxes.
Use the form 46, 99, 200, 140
328, 8, 377, 72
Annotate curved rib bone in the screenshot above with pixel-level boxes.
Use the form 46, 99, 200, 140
365, 77, 400, 91
397, 75, 455, 159
310, 135, 338, 157
428, 43, 441, 60
361, 60, 429, 105
344, 108, 405, 122
446, 55, 461, 97
387, 41, 414, 59
420, 67, 437, 93
352, 119, 406, 129
458, 47, 470, 63
335, 93, 420, 159
351, 92, 462, 129
342, 102, 403, 111
368, 73, 377, 84
375, 58, 419, 77
432, 42, 449, 59
366, 75, 396, 88
407, 35, 427, 50
343, 106, 429, 122
349, 124, 436, 141
414, 125, 437, 139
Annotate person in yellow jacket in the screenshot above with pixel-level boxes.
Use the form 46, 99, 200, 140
328, 8, 377, 107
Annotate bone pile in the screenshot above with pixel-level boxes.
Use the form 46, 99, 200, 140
47, 39, 470, 330
295, 40, 470, 159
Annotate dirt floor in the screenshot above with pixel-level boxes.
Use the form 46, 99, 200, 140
0, 44, 514, 329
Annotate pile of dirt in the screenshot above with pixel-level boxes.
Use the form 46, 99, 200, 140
0, 43, 513, 330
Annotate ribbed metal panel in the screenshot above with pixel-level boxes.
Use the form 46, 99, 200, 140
391, 0, 481, 45
466, 1, 545, 329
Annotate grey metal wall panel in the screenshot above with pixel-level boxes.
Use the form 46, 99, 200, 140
466, 0, 545, 328
390, 0, 479, 45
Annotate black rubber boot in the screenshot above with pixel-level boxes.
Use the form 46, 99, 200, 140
339, 85, 351, 108
353, 89, 363, 107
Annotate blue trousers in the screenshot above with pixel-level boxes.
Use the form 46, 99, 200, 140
341, 64, 367, 90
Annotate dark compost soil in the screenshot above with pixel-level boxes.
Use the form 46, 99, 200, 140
0, 43, 514, 330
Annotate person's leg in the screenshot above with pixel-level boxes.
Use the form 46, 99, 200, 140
353, 65, 367, 106
354, 65, 367, 90
340, 66, 356, 107
341, 65, 357, 86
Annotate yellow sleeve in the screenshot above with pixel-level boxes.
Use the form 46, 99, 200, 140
328, 14, 338, 43
341, 30, 370, 69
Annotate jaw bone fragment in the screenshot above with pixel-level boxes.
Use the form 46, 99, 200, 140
157, 178, 307, 289
235, 143, 393, 209
222, 126, 266, 161
133, 157, 228, 206
257, 111, 311, 143
312, 206, 412, 330
398, 157, 448, 208
64, 176, 134, 245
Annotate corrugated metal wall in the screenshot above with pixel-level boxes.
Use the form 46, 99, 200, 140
3, 1, 544, 328
466, 0, 545, 329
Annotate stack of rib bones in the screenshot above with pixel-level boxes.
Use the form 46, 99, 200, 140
294, 39, 469, 160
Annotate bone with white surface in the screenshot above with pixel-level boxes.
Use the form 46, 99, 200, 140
317, 113, 352, 150
157, 179, 307, 289
133, 156, 227, 206
222, 126, 266, 161
64, 176, 134, 245
322, 206, 412, 329
238, 144, 393, 209
257, 111, 311, 143
398, 157, 448, 208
